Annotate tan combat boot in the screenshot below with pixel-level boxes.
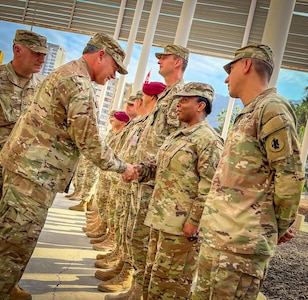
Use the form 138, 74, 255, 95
104, 278, 143, 300
92, 236, 115, 251
94, 251, 119, 269
89, 231, 110, 244
9, 285, 32, 300
95, 260, 125, 281
86, 222, 108, 238
96, 247, 119, 260
68, 200, 87, 212
97, 263, 134, 293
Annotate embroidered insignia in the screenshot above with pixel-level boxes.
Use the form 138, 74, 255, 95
269, 135, 284, 152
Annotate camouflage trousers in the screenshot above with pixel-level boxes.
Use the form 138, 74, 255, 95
94, 169, 112, 219
192, 243, 270, 300
79, 159, 99, 204
0, 169, 56, 298
127, 182, 153, 286
144, 228, 201, 300
113, 182, 132, 262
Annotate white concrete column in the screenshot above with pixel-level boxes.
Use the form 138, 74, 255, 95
262, 0, 296, 87
133, 0, 163, 93
174, 0, 197, 46
221, 0, 257, 140
98, 0, 127, 115
112, 0, 145, 110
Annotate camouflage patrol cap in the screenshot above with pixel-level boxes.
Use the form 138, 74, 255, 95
14, 30, 50, 54
126, 90, 143, 104
135, 90, 144, 99
155, 45, 189, 62
175, 82, 215, 103
87, 33, 128, 75
223, 43, 274, 74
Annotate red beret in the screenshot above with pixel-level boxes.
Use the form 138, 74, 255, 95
114, 111, 129, 123
142, 82, 166, 96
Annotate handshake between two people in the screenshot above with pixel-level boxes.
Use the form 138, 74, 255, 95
121, 163, 141, 182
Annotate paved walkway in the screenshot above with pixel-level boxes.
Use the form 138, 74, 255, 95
19, 192, 112, 299
18, 192, 308, 299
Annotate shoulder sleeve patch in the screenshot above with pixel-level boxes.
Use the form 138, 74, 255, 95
265, 129, 292, 162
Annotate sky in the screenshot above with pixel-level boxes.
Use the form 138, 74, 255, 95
1, 20, 308, 103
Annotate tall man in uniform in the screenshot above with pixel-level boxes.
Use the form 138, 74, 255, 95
0, 29, 49, 300
103, 44, 190, 300
0, 32, 135, 299
192, 44, 304, 300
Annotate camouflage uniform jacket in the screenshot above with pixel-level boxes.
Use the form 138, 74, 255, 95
136, 79, 185, 168
0, 58, 126, 192
143, 120, 224, 235
0, 62, 41, 149
201, 88, 304, 256
119, 115, 149, 163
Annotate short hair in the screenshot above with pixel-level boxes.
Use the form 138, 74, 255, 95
197, 96, 212, 115
172, 54, 188, 72
82, 44, 100, 54
251, 58, 273, 82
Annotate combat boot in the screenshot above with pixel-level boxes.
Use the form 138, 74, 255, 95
86, 223, 108, 238
90, 231, 110, 244
95, 260, 125, 281
97, 263, 134, 293
95, 252, 119, 269
82, 218, 103, 233
92, 236, 115, 251
104, 278, 142, 300
9, 285, 32, 300
96, 247, 119, 260
68, 200, 87, 212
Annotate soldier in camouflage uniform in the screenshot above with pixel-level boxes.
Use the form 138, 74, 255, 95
137, 82, 224, 300
96, 96, 141, 294
192, 44, 304, 300
0, 32, 135, 298
0, 29, 49, 300
100, 84, 166, 298
104, 45, 189, 300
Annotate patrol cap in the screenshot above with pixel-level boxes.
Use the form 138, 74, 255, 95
175, 82, 215, 103
142, 82, 166, 96
108, 109, 116, 116
155, 45, 189, 62
87, 33, 128, 75
14, 30, 50, 54
223, 43, 274, 74
126, 90, 144, 104
114, 111, 129, 123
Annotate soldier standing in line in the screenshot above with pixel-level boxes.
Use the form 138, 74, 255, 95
138, 82, 224, 299
97, 83, 166, 297
192, 44, 304, 300
102, 44, 189, 300
0, 29, 49, 300
0, 32, 135, 298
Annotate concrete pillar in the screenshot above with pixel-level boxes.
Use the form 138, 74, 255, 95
112, 0, 145, 110
221, 0, 257, 140
262, 0, 296, 87
133, 0, 163, 93
174, 0, 197, 46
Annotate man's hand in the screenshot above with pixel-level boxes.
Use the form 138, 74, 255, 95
183, 221, 199, 238
278, 227, 294, 245
121, 163, 138, 182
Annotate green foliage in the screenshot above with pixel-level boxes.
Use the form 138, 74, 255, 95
216, 105, 241, 134
293, 86, 308, 145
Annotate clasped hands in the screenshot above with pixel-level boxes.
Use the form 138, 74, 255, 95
121, 163, 141, 182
